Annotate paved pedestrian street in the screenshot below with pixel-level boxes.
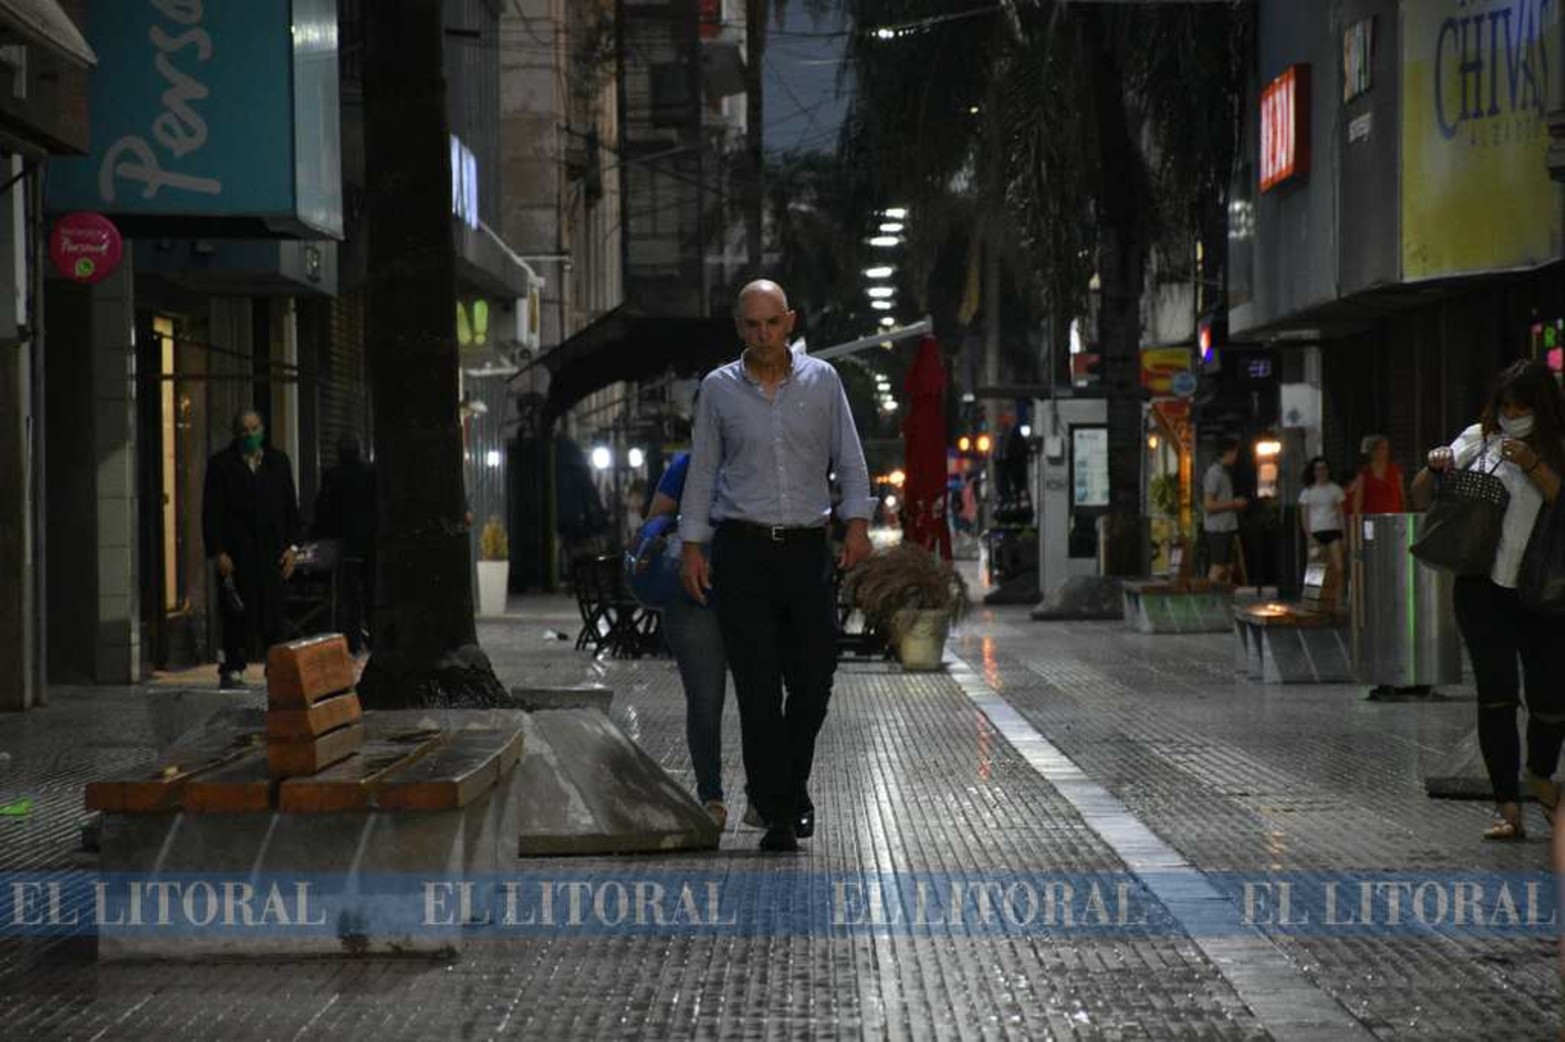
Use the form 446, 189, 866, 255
0, 599, 1556, 1040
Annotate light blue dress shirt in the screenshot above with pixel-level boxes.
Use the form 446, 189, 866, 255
678, 352, 874, 543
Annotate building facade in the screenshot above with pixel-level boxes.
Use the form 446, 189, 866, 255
0, 0, 95, 710
1232, 0, 1564, 486
13, 0, 541, 703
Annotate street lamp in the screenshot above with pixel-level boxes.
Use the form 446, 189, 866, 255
628, 447, 645, 469
591, 446, 612, 471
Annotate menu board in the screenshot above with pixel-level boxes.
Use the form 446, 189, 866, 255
1072, 427, 1109, 508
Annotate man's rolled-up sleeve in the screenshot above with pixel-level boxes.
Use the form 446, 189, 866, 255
678, 381, 722, 544
831, 377, 874, 522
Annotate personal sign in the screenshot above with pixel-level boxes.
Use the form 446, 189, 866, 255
48, 212, 123, 284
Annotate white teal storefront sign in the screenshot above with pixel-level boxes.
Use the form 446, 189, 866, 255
46, 0, 342, 238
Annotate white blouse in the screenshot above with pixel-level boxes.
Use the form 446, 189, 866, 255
1448, 424, 1544, 588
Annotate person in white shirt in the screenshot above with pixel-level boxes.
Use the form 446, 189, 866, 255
1416, 361, 1565, 842
1297, 456, 1346, 580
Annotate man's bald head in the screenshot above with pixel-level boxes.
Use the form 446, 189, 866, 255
735, 279, 790, 315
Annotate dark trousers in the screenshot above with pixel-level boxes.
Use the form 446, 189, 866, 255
1452, 576, 1565, 802
711, 525, 838, 826
216, 557, 285, 675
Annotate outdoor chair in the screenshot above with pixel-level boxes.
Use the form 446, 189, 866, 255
572, 554, 661, 658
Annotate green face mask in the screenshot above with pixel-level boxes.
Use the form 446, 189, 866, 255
242, 431, 264, 453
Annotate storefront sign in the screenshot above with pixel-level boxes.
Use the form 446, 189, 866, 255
1402, 0, 1562, 279
44, 0, 342, 237
1260, 65, 1311, 192
451, 136, 479, 230
1072, 427, 1109, 508
1141, 347, 1193, 395
1343, 18, 1375, 102
48, 212, 123, 284
1533, 318, 1564, 374
699, 0, 721, 39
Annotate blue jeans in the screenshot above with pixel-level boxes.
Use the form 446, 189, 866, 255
661, 595, 728, 803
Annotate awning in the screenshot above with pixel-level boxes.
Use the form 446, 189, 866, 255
0, 0, 96, 67
524, 305, 737, 425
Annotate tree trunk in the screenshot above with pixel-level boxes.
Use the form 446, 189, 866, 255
1084, 9, 1147, 577
359, 0, 506, 708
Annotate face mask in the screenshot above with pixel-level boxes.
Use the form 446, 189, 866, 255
242, 431, 264, 453
1499, 413, 1535, 439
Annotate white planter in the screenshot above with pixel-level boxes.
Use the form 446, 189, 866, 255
893, 609, 951, 671
477, 560, 509, 617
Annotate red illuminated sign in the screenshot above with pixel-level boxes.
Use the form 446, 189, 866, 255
1260, 65, 1311, 193
699, 0, 721, 39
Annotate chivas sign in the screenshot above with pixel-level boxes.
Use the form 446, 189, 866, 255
1402, 0, 1562, 279
1260, 65, 1311, 193
1430, 0, 1552, 140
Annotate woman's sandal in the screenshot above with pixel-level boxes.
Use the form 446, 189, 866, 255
1483, 801, 1526, 841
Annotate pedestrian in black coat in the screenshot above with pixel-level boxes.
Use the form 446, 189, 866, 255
202, 409, 301, 688
313, 434, 376, 654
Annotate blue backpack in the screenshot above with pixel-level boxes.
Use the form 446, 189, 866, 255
625, 515, 686, 608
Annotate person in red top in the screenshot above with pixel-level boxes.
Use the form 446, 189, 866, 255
1347, 435, 1405, 514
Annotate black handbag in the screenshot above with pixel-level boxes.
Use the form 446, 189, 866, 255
1520, 498, 1565, 613
1409, 442, 1509, 577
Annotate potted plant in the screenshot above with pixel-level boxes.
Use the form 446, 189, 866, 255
477, 515, 509, 617
844, 543, 969, 671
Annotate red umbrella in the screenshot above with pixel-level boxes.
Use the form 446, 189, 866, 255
902, 335, 952, 560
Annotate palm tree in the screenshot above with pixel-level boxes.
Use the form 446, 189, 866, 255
357, 0, 506, 708
841, 0, 1252, 573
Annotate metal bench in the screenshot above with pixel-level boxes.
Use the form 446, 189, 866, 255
1232, 561, 1352, 683
1121, 578, 1234, 633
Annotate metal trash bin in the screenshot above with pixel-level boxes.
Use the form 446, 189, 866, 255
1349, 513, 1463, 687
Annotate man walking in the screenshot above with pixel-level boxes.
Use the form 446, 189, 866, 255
679, 280, 874, 852
1203, 436, 1248, 584
203, 409, 301, 688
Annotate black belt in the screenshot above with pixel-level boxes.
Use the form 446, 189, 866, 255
720, 521, 828, 544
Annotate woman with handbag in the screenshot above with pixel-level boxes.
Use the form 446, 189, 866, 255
1415, 360, 1565, 840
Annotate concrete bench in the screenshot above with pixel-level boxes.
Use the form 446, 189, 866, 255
81, 635, 718, 960
1122, 579, 1234, 634
1231, 563, 1351, 683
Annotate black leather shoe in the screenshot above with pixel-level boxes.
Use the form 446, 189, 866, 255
759, 825, 798, 853
794, 809, 815, 839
